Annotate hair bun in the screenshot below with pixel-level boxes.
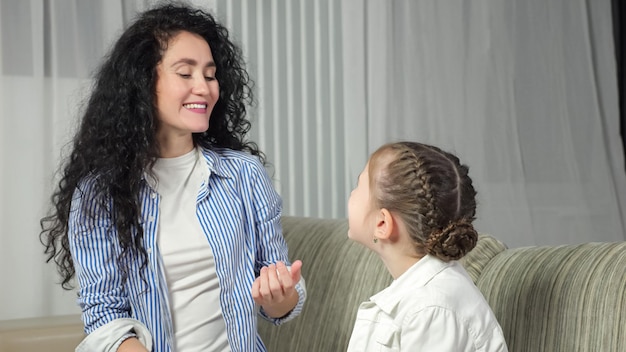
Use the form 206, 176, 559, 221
425, 219, 478, 261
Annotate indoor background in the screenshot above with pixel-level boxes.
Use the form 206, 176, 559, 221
1, 0, 624, 321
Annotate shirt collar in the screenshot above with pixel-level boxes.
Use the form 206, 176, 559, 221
198, 146, 230, 179
370, 255, 453, 314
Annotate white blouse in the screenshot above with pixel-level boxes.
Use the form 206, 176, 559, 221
347, 255, 508, 351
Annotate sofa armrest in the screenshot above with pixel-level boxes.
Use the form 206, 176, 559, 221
460, 234, 508, 283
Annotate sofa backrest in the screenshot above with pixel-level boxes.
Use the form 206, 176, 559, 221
477, 241, 626, 352
261, 216, 626, 352
259, 216, 508, 352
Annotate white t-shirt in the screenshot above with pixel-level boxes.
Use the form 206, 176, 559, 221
153, 148, 230, 352
347, 255, 508, 352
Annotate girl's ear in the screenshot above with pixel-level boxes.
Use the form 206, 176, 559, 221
375, 208, 395, 240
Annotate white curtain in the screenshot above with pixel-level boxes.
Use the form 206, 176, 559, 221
1, 0, 624, 321
341, 0, 626, 248
214, 0, 348, 218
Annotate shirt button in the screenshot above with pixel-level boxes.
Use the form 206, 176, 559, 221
147, 248, 152, 254
148, 216, 155, 222
151, 192, 157, 199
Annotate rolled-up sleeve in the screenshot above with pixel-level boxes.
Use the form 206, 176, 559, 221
68, 178, 131, 334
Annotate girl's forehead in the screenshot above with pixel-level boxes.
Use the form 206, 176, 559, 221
370, 149, 396, 171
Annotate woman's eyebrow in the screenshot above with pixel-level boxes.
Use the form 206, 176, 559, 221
171, 58, 216, 68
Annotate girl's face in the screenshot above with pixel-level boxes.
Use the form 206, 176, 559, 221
347, 161, 377, 246
155, 31, 220, 150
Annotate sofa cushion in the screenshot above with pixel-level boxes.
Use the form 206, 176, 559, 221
476, 241, 626, 352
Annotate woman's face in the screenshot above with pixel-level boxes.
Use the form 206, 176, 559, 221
155, 30, 220, 151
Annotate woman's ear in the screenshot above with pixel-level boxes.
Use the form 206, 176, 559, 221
375, 208, 395, 240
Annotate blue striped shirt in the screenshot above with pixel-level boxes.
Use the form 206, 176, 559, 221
68, 147, 306, 351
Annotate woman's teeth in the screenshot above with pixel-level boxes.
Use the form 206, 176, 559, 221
183, 103, 207, 109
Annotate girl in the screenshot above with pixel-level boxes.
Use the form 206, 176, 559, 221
347, 141, 507, 351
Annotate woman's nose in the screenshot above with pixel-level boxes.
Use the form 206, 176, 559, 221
192, 77, 209, 95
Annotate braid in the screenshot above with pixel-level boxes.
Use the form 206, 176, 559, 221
403, 148, 439, 237
418, 175, 439, 230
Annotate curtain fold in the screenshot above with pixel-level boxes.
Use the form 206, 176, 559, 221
214, 0, 347, 218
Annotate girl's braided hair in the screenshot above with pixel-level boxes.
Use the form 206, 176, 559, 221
368, 142, 478, 261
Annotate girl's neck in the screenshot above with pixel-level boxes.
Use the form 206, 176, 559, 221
379, 252, 422, 279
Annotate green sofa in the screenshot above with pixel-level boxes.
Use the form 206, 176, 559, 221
2, 216, 625, 351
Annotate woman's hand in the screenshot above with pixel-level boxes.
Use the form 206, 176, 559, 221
251, 260, 302, 318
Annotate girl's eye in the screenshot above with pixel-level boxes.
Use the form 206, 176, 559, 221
205, 76, 216, 81
178, 73, 191, 78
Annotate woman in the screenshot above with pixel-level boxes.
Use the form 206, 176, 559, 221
40, 3, 305, 351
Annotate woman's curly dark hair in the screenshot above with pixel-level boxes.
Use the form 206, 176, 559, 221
40, 2, 261, 289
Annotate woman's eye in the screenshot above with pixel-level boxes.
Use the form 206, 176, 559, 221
178, 73, 191, 78
205, 76, 216, 81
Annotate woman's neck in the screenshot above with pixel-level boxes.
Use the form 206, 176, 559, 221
158, 134, 195, 158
